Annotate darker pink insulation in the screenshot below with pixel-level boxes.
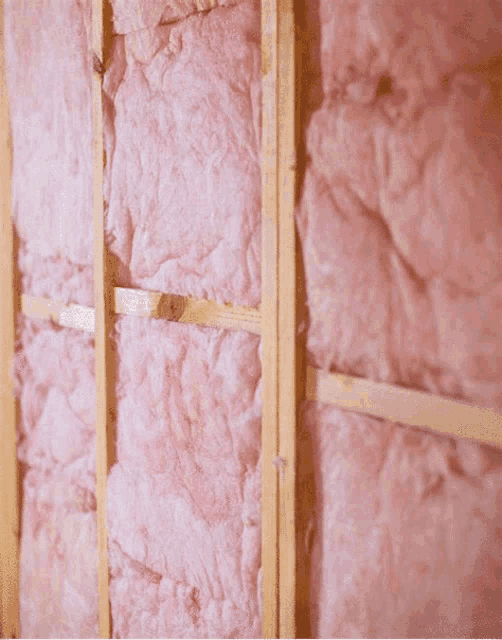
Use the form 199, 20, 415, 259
4, 0, 502, 637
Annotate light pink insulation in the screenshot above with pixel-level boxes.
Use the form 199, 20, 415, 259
103, 0, 262, 307
300, 0, 502, 636
107, 318, 262, 637
13, 317, 98, 637
5, 0, 502, 636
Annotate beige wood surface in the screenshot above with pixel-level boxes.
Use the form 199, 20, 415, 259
92, 0, 112, 635
21, 295, 96, 332
21, 291, 261, 335
114, 287, 261, 334
261, 0, 280, 634
277, 0, 296, 636
0, 1, 19, 636
306, 366, 502, 447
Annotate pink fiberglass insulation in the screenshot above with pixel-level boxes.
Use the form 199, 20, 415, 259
107, 317, 262, 637
298, 0, 502, 636
4, 0, 94, 308
101, 1, 263, 636
5, 0, 502, 637
13, 317, 98, 637
6, 0, 264, 636
103, 0, 262, 307
5, 0, 98, 636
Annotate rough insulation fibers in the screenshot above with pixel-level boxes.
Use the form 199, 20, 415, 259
5, 0, 502, 636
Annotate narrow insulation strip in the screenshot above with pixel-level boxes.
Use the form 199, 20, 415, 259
0, 0, 20, 635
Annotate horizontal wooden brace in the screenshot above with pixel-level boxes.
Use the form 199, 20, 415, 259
20, 291, 502, 449
20, 295, 96, 332
20, 289, 262, 335
114, 287, 262, 334
306, 366, 502, 448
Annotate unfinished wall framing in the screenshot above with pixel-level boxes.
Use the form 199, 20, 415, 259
2, 0, 502, 637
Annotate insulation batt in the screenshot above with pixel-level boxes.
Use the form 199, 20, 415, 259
103, 1, 263, 636
7, 0, 264, 636
299, 0, 502, 636
4, 0, 502, 637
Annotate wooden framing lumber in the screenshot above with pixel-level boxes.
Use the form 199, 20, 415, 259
92, 0, 112, 635
261, 0, 280, 634
306, 366, 502, 448
20, 295, 97, 333
277, 0, 296, 636
4, 0, 501, 636
20, 290, 261, 335
0, 2, 19, 636
113, 288, 261, 334
261, 0, 297, 635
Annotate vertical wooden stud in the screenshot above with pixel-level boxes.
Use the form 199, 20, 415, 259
277, 0, 296, 636
0, 2, 19, 637
261, 0, 296, 636
92, 0, 112, 637
261, 0, 279, 635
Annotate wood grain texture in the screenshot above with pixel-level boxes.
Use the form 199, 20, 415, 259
277, 0, 296, 636
0, 1, 19, 636
92, 0, 112, 635
21, 291, 260, 335
261, 0, 280, 635
114, 287, 261, 334
306, 366, 502, 448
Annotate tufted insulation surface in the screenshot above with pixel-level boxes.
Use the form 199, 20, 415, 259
299, 0, 502, 636
4, 0, 502, 636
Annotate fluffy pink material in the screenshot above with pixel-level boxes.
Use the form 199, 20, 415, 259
6, 0, 502, 636
111, 0, 240, 34
107, 317, 262, 637
299, 0, 502, 635
103, 0, 262, 307
13, 317, 98, 637
299, 45, 502, 409
306, 403, 502, 638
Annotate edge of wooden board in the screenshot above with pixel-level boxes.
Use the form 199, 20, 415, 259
91, 0, 111, 634
261, 0, 280, 632
20, 295, 96, 332
277, 0, 296, 634
0, 0, 20, 634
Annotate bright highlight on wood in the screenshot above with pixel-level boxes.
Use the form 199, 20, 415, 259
114, 287, 262, 334
20, 295, 96, 332
21, 290, 261, 335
